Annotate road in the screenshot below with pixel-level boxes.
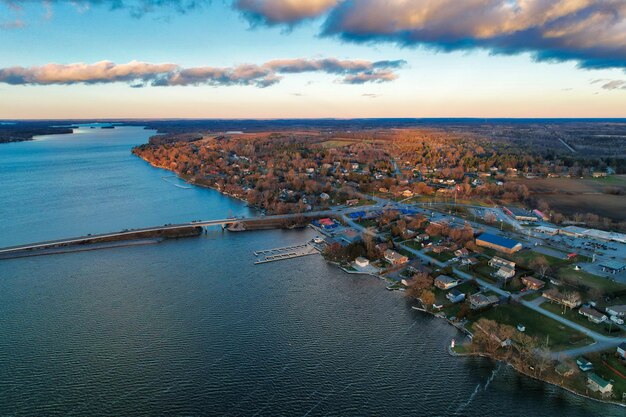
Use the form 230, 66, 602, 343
0, 205, 376, 255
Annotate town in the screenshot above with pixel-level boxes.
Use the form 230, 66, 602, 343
133, 125, 626, 404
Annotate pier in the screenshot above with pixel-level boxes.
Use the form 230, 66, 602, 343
254, 242, 319, 264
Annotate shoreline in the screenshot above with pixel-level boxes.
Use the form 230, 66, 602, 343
134, 149, 625, 409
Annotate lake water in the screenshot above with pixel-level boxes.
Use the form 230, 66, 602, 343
0, 127, 622, 416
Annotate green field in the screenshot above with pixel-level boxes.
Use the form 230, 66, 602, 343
540, 301, 625, 337
557, 266, 626, 295
470, 303, 593, 350
428, 250, 454, 263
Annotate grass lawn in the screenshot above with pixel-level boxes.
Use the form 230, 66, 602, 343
471, 264, 500, 284
540, 301, 626, 337
512, 251, 565, 268
402, 240, 423, 251
428, 250, 454, 262
557, 265, 626, 295
522, 292, 543, 301
356, 218, 378, 228
469, 303, 593, 351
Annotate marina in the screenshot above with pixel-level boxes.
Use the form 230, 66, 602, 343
254, 241, 319, 264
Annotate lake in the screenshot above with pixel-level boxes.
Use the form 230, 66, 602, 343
0, 127, 621, 416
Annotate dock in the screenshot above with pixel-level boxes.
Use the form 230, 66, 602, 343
254, 242, 319, 264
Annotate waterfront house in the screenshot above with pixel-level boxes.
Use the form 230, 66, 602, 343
617, 342, 626, 359
470, 293, 499, 310
476, 233, 522, 254
446, 289, 465, 303
384, 249, 409, 266
587, 373, 613, 396
555, 363, 575, 378
579, 306, 608, 324
355, 257, 370, 268
521, 276, 545, 290
576, 357, 593, 372
434, 275, 460, 290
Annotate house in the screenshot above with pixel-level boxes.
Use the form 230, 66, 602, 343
401, 190, 414, 198
495, 266, 516, 280
576, 357, 593, 372
489, 256, 516, 270
431, 245, 447, 254
470, 293, 499, 310
355, 257, 370, 268
476, 233, 522, 254
579, 306, 608, 324
606, 305, 626, 317
337, 228, 361, 244
454, 248, 470, 257
617, 342, 626, 359
346, 199, 359, 206
434, 275, 459, 290
446, 289, 465, 303
415, 233, 430, 242
376, 243, 389, 253
384, 249, 409, 265
543, 289, 582, 309
521, 276, 545, 290
318, 218, 336, 229
592, 171, 608, 178
587, 373, 613, 396
319, 193, 330, 201
462, 257, 479, 266
555, 363, 575, 377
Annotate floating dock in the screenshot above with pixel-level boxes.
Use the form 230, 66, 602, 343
254, 242, 319, 264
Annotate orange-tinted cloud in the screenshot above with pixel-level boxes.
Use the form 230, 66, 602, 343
0, 58, 406, 86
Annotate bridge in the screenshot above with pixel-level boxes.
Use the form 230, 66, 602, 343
0, 206, 374, 257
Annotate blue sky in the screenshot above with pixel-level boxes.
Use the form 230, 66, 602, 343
1, 0, 626, 118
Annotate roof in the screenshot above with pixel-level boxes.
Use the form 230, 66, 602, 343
477, 233, 521, 250
577, 357, 592, 366
587, 373, 611, 388
435, 275, 457, 284
618, 342, 626, 350
449, 289, 464, 297
599, 260, 626, 271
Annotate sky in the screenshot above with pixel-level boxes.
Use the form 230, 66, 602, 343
1, 0, 626, 119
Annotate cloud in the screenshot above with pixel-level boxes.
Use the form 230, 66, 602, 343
362, 93, 379, 98
234, 0, 338, 25
592, 79, 626, 90
233, 0, 626, 71
0, 18, 25, 29
0, 58, 405, 87
1, 0, 209, 18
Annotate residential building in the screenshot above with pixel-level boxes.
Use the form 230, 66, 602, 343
587, 373, 613, 396
543, 289, 582, 309
521, 276, 545, 290
489, 256, 516, 269
576, 357, 593, 372
355, 257, 370, 268
454, 248, 469, 257
446, 289, 465, 303
434, 275, 459, 290
384, 249, 409, 266
579, 306, 608, 324
495, 266, 516, 280
476, 233, 522, 254
461, 257, 479, 266
470, 293, 499, 310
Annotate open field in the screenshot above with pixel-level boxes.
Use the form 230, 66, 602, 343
515, 176, 626, 220
540, 301, 625, 337
557, 265, 626, 295
469, 302, 593, 350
